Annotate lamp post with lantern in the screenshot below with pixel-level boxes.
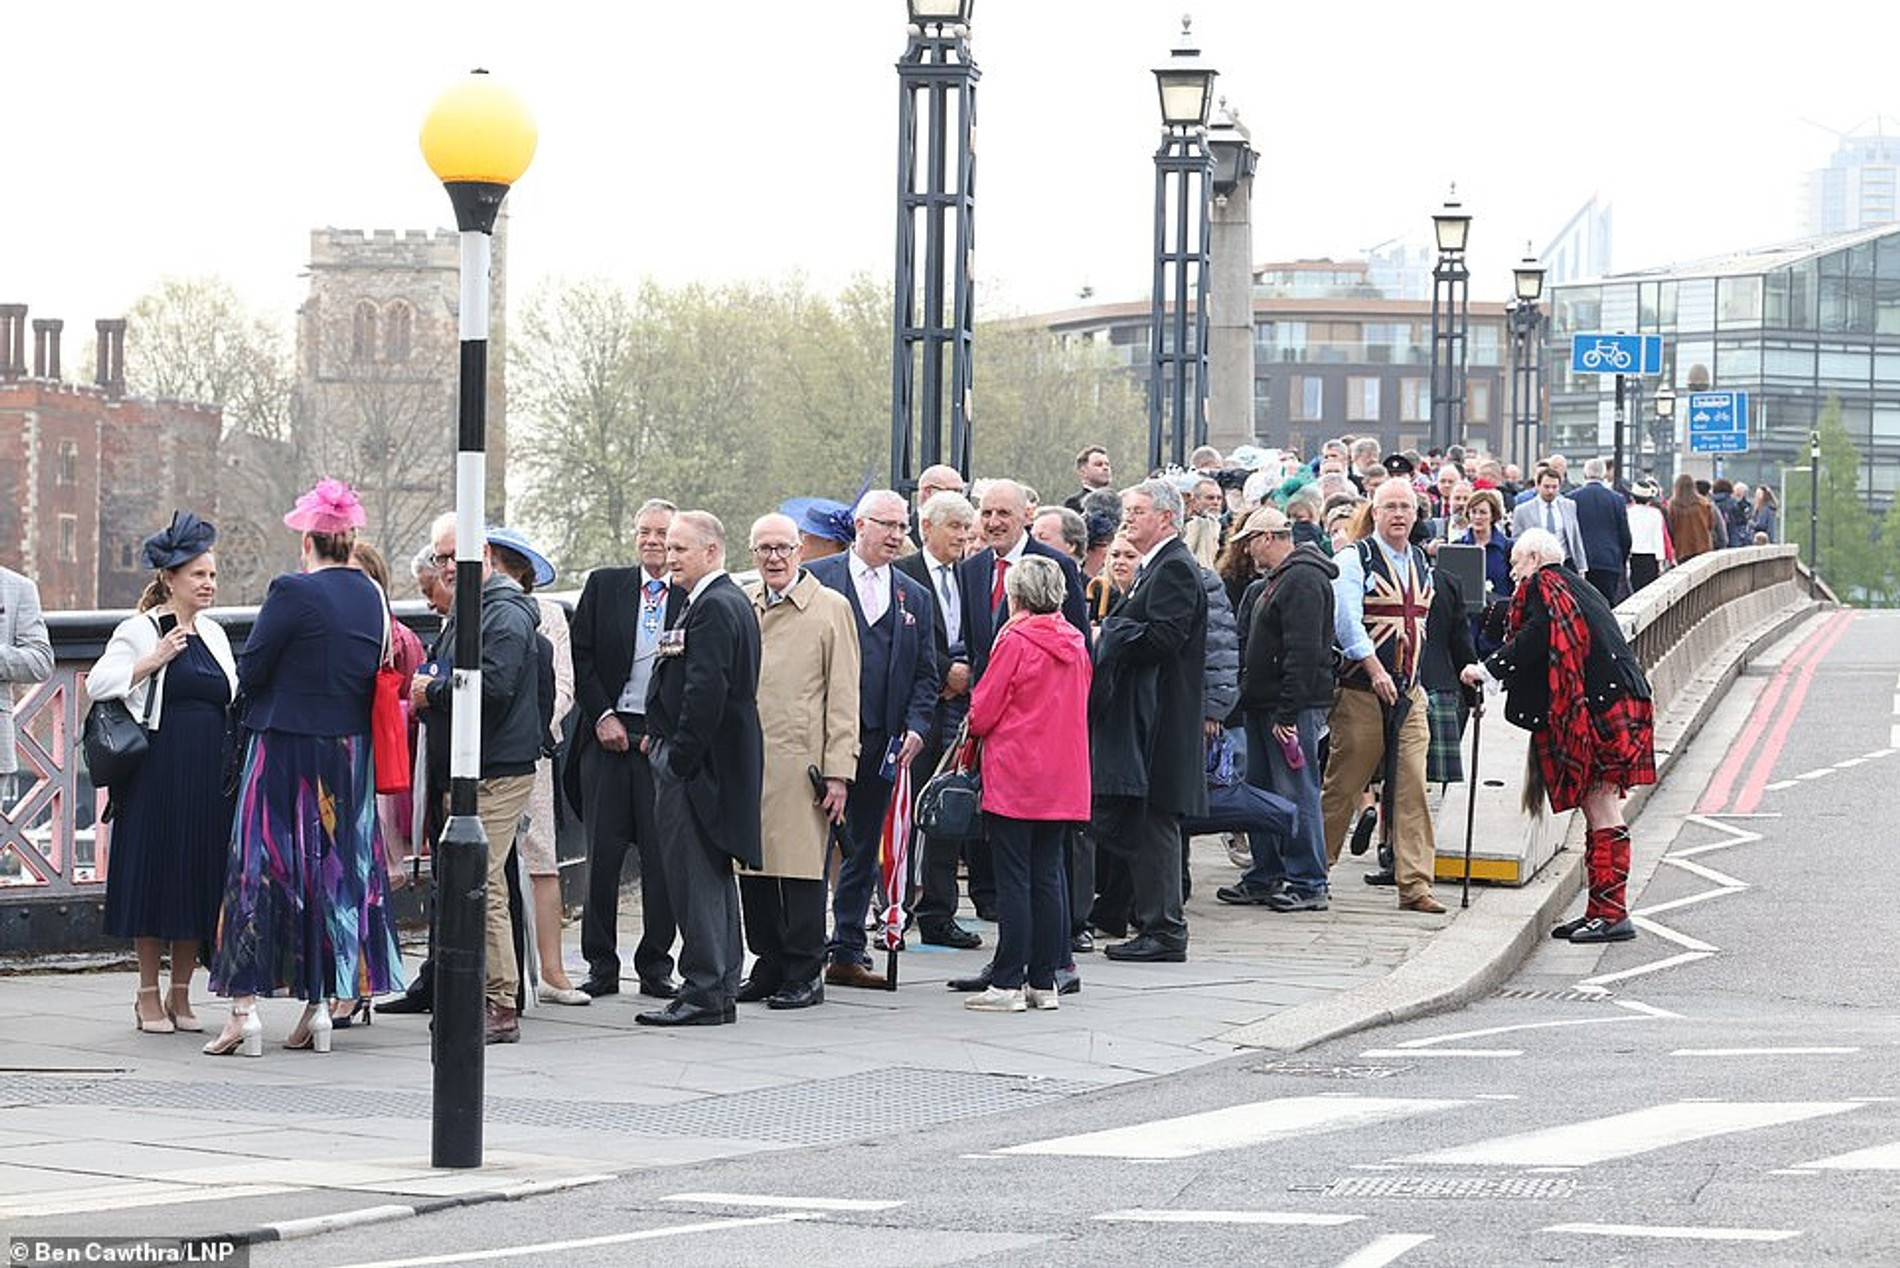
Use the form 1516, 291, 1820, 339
891, 0, 978, 496
1507, 245, 1546, 469
1651, 383, 1676, 484
1147, 15, 1216, 473
418, 68, 536, 1171
1428, 188, 1472, 454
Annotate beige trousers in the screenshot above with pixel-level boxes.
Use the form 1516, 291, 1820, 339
1319, 684, 1436, 900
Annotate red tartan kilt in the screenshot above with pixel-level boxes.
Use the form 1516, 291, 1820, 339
1537, 694, 1657, 812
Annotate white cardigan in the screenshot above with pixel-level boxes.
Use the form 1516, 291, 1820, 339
87, 612, 238, 731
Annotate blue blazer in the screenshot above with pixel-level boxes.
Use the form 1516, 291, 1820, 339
805, 552, 939, 741
959, 537, 1091, 681
1568, 481, 1632, 578
240, 567, 385, 738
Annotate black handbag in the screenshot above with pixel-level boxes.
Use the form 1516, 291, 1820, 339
83, 615, 163, 793
83, 690, 156, 790
915, 721, 983, 840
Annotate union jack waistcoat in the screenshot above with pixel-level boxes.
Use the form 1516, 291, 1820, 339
1348, 538, 1433, 691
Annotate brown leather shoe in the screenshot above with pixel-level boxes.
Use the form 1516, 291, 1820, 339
1399, 894, 1448, 914
484, 1000, 520, 1044
824, 962, 889, 990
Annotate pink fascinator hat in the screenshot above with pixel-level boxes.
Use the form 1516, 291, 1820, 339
284, 477, 368, 533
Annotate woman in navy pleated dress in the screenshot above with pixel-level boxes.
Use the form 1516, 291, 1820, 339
204, 479, 402, 1057
93, 512, 237, 1035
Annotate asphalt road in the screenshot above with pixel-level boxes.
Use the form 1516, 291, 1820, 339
252, 612, 1900, 1268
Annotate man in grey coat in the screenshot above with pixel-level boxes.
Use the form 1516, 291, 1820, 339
1, 564, 53, 785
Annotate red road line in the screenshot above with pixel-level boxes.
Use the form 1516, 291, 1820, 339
1694, 611, 1846, 814
1731, 611, 1856, 814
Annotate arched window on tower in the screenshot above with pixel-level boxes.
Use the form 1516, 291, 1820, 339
352, 300, 378, 362
384, 300, 414, 362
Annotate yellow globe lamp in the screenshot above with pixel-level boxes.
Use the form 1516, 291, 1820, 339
419, 69, 537, 232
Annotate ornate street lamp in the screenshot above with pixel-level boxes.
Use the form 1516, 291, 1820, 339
1651, 382, 1676, 483
1507, 244, 1546, 469
1147, 16, 1216, 472
1428, 186, 1472, 453
418, 68, 536, 1171
892, 0, 979, 496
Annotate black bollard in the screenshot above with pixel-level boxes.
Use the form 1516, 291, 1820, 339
431, 813, 488, 1168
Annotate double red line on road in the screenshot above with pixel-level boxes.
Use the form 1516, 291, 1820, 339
1694, 610, 1855, 816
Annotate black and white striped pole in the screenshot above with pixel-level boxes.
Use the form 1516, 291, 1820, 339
419, 69, 536, 1170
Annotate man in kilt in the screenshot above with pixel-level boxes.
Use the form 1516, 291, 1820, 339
1462, 528, 1656, 943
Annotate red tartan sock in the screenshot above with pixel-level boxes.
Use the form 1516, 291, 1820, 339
1602, 826, 1632, 924
1584, 827, 1618, 921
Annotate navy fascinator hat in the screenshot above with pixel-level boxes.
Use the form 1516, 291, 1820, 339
142, 510, 218, 571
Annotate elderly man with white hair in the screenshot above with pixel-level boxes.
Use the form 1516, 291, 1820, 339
805, 489, 941, 988
1463, 528, 1655, 944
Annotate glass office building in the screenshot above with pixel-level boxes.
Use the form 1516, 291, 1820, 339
1547, 224, 1900, 507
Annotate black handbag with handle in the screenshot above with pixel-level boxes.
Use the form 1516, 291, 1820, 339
83, 615, 163, 795
915, 719, 983, 840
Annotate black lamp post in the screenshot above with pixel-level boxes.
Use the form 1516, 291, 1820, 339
1507, 244, 1546, 469
418, 69, 536, 1171
1147, 15, 1215, 473
1428, 187, 1472, 454
1652, 384, 1676, 483
891, 0, 979, 497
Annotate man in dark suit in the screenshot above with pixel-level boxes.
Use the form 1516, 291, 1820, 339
637, 510, 763, 1027
1093, 477, 1208, 963
1567, 457, 1633, 605
805, 489, 940, 988
565, 498, 682, 1001
894, 489, 981, 949
961, 479, 1090, 680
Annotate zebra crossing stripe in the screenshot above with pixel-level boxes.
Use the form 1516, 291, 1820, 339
1797, 1141, 1900, 1170
1000, 1096, 1468, 1160
1400, 1101, 1862, 1167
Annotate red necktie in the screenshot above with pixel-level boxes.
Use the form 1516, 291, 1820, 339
990, 557, 1010, 608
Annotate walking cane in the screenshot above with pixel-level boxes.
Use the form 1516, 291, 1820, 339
1461, 689, 1484, 910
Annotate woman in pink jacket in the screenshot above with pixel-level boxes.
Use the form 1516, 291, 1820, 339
964, 555, 1092, 1013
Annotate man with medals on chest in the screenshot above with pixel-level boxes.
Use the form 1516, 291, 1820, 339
1320, 476, 1448, 914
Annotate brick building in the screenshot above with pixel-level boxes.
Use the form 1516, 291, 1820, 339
0, 310, 220, 610
292, 220, 510, 569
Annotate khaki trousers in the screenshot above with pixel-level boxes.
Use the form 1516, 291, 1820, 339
478, 773, 536, 1006
1320, 683, 1436, 900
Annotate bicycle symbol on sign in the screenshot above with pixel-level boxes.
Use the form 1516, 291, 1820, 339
1579, 338, 1634, 371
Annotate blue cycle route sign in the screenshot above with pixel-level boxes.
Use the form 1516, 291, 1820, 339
1687, 390, 1749, 454
1570, 333, 1663, 376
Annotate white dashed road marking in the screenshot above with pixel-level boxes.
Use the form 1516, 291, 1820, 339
1398, 1101, 1862, 1167
1545, 1223, 1800, 1243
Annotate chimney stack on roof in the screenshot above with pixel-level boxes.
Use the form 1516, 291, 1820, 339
95, 317, 126, 398
0, 304, 26, 378
32, 318, 62, 380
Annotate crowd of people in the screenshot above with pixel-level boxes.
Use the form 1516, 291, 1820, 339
55, 431, 1707, 1043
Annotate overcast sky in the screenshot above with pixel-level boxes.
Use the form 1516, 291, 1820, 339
5, 1, 1892, 340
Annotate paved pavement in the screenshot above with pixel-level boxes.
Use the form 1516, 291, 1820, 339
0, 604, 1825, 1249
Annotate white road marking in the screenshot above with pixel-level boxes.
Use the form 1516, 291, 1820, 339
1545, 1222, 1800, 1242
1628, 916, 1720, 952
1835, 758, 1865, 768
1334, 1233, 1434, 1266
1794, 767, 1835, 780
1097, 1209, 1361, 1226
1798, 1141, 1900, 1170
1000, 1096, 1468, 1159
1401, 1101, 1862, 1167
1391, 1014, 1663, 1049
1662, 856, 1749, 888
1613, 999, 1682, 1019
664, 1192, 903, 1212
1632, 887, 1745, 918
328, 1213, 818, 1268
1578, 950, 1715, 986
1359, 1049, 1521, 1058
1892, 723, 1900, 748
1763, 780, 1797, 790
1670, 1047, 1859, 1057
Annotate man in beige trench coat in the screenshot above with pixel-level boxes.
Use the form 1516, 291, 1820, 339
737, 513, 862, 1009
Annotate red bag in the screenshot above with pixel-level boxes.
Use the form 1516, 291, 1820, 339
370, 666, 411, 795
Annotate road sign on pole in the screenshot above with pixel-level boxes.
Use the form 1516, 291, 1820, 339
1570, 333, 1643, 375
1687, 390, 1749, 454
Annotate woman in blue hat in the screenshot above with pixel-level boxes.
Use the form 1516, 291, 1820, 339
89, 511, 239, 1035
